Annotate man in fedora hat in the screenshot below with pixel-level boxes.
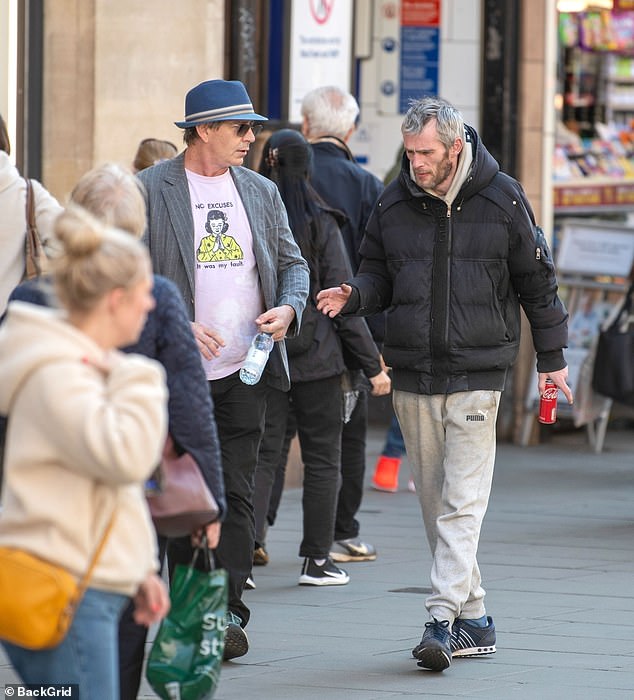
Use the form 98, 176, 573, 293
138, 79, 309, 662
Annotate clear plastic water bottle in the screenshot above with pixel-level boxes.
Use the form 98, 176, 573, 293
239, 332, 274, 385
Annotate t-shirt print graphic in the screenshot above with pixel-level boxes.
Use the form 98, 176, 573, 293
197, 209, 244, 263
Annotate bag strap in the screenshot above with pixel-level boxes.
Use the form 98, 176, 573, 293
70, 507, 118, 605
618, 283, 634, 332
189, 534, 214, 571
600, 282, 634, 334
24, 177, 40, 279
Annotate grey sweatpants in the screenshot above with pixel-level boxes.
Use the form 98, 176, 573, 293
393, 389, 501, 625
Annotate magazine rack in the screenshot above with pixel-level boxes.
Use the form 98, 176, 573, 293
519, 219, 634, 452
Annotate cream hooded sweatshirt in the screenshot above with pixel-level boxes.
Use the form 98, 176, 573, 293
0, 302, 168, 595
0, 152, 62, 314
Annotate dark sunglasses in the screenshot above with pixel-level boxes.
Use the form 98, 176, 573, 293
233, 122, 264, 137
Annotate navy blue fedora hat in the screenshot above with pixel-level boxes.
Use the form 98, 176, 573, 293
174, 79, 267, 128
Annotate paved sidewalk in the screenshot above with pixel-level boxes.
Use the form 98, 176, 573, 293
2, 422, 633, 699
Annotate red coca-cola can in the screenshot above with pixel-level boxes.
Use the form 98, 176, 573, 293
538, 379, 558, 424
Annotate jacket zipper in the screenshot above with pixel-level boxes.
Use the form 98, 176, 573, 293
444, 205, 452, 348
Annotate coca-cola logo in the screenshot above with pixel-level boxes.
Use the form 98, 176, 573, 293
542, 387, 558, 400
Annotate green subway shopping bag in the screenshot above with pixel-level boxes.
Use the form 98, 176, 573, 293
146, 542, 228, 700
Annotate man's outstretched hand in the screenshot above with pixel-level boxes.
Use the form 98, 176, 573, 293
316, 284, 353, 318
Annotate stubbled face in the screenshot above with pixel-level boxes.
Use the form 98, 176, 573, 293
403, 119, 462, 197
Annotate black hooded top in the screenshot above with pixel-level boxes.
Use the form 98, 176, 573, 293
341, 124, 568, 396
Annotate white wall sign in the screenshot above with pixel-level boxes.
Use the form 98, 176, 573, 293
556, 221, 634, 277
377, 0, 401, 115
288, 0, 353, 123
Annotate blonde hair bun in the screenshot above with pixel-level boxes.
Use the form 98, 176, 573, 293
54, 205, 109, 259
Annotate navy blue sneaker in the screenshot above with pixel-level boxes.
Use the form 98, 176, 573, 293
223, 611, 249, 660
451, 616, 496, 657
412, 618, 452, 671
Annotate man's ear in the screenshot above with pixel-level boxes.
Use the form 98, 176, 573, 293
301, 115, 310, 138
197, 123, 211, 143
451, 137, 464, 157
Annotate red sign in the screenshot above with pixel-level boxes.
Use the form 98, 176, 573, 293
401, 0, 440, 27
309, 0, 334, 25
554, 181, 634, 210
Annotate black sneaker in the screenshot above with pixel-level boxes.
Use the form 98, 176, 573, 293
298, 557, 350, 586
412, 618, 452, 672
223, 611, 249, 661
451, 616, 496, 657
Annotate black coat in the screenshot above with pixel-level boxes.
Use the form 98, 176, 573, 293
344, 125, 568, 395
309, 141, 384, 272
309, 140, 386, 343
288, 204, 381, 384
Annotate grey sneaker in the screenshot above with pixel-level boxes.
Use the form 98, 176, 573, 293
329, 537, 377, 562
412, 618, 452, 672
223, 611, 249, 660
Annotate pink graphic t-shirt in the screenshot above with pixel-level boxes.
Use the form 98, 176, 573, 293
186, 168, 265, 380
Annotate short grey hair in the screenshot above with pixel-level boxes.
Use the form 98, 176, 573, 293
401, 97, 464, 151
300, 86, 359, 140
71, 163, 146, 239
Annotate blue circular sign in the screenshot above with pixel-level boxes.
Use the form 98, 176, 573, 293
382, 37, 396, 52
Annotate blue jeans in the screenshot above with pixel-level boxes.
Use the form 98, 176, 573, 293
3, 587, 128, 700
382, 414, 406, 457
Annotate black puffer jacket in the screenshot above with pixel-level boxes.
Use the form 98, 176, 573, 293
343, 125, 568, 395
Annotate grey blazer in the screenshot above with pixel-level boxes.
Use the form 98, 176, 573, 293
138, 153, 309, 391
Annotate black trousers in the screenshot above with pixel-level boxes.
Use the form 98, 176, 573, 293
168, 371, 267, 627
253, 388, 291, 547
257, 387, 369, 547
118, 536, 167, 700
254, 376, 343, 560
335, 391, 368, 541
264, 409, 297, 535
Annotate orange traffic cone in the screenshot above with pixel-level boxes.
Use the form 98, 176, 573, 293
371, 456, 401, 492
